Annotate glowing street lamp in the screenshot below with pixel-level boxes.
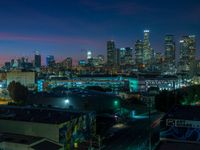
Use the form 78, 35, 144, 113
114, 100, 119, 107
65, 99, 70, 104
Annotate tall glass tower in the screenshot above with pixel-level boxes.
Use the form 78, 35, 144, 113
143, 30, 152, 69
135, 40, 144, 69
34, 51, 41, 68
107, 40, 116, 66
179, 35, 196, 75
164, 35, 176, 74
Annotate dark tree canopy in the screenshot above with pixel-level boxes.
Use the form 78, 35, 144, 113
7, 81, 28, 104
155, 85, 200, 112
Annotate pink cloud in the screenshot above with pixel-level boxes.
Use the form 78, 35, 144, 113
0, 32, 101, 46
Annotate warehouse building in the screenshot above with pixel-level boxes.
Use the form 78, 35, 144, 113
0, 106, 95, 150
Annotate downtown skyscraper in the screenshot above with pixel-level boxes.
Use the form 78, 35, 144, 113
107, 40, 116, 66
124, 47, 133, 66
46, 55, 55, 67
135, 40, 144, 70
118, 47, 133, 66
178, 35, 196, 75
34, 51, 41, 69
143, 30, 153, 69
164, 35, 176, 74
135, 30, 153, 71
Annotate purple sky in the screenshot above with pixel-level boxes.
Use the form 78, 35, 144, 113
0, 0, 200, 65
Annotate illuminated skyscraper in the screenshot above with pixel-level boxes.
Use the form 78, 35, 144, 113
124, 47, 133, 65
119, 48, 126, 65
97, 55, 105, 66
86, 50, 93, 66
107, 40, 115, 66
135, 40, 144, 69
46, 55, 55, 67
164, 35, 176, 74
119, 47, 133, 66
154, 52, 164, 72
34, 51, 41, 68
87, 50, 92, 60
143, 30, 152, 68
178, 35, 196, 75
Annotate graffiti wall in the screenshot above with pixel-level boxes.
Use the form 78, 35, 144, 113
59, 112, 96, 150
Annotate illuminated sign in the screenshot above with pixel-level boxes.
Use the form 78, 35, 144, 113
37, 80, 44, 92
166, 119, 200, 128
129, 79, 138, 92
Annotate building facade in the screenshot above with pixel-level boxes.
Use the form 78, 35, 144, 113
0, 106, 96, 150
46, 55, 55, 67
135, 40, 144, 70
34, 51, 41, 69
6, 70, 35, 88
164, 35, 176, 74
143, 30, 153, 69
107, 40, 116, 66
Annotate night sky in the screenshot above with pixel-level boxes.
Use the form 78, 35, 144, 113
0, 0, 200, 65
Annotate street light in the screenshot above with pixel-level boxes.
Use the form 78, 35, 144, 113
65, 99, 70, 104
114, 100, 119, 106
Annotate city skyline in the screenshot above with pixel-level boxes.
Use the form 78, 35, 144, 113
0, 0, 200, 65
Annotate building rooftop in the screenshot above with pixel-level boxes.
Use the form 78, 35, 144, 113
0, 132, 43, 145
156, 141, 200, 150
162, 105, 200, 121
31, 140, 63, 150
0, 132, 63, 150
0, 106, 83, 124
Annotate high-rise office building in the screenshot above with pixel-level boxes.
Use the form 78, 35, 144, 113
154, 52, 164, 72
34, 51, 41, 68
61, 57, 73, 69
87, 50, 92, 60
178, 35, 196, 75
119, 48, 126, 65
66, 57, 72, 69
164, 35, 176, 74
46, 55, 55, 67
125, 47, 133, 65
87, 50, 93, 66
97, 55, 105, 66
119, 47, 133, 66
107, 40, 115, 66
114, 48, 120, 66
143, 30, 152, 67
135, 40, 144, 69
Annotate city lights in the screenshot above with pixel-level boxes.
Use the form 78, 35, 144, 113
65, 99, 70, 104
114, 100, 119, 107
0, 1, 199, 150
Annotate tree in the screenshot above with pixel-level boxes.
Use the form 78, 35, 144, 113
7, 81, 28, 104
155, 85, 200, 112
155, 90, 182, 112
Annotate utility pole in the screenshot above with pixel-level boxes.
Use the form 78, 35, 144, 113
148, 97, 151, 150
89, 138, 92, 150
98, 135, 101, 150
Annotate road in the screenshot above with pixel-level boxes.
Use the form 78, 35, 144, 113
102, 112, 162, 150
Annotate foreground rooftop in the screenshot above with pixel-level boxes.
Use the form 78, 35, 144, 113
0, 105, 84, 124
156, 141, 200, 150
